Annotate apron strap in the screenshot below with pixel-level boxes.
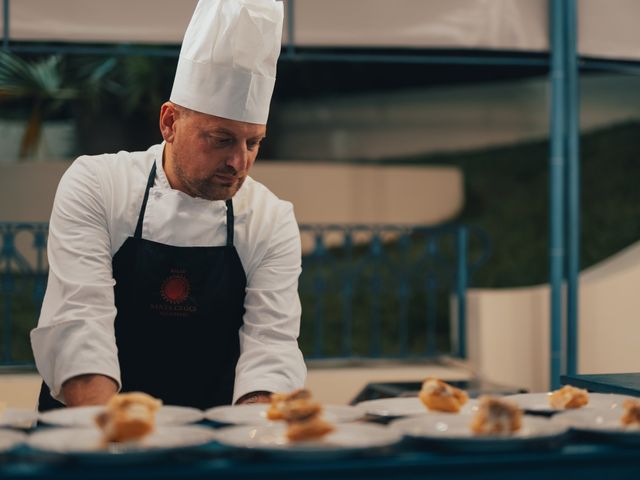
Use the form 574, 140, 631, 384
226, 199, 234, 246
134, 163, 157, 239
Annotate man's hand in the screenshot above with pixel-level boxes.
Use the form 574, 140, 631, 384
62, 374, 118, 407
235, 391, 272, 405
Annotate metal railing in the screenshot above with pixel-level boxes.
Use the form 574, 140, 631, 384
298, 223, 489, 361
0, 222, 48, 366
0, 221, 489, 366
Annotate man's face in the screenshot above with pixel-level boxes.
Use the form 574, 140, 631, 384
162, 103, 266, 201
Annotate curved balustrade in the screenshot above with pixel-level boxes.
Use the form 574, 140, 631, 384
0, 222, 489, 366
0, 222, 49, 365
298, 223, 490, 361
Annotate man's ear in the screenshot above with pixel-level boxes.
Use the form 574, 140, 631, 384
159, 102, 177, 143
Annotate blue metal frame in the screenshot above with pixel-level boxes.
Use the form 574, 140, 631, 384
548, 0, 581, 389
549, 0, 566, 390
565, 0, 580, 378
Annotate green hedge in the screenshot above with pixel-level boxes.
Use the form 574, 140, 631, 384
380, 121, 640, 288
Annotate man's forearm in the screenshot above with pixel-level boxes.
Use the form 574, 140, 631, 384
62, 374, 118, 407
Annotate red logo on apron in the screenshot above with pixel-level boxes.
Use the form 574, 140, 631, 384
161, 275, 190, 304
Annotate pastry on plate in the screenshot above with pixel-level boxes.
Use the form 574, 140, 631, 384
470, 396, 522, 435
266, 388, 334, 441
266, 388, 311, 420
620, 398, 640, 428
418, 377, 469, 413
95, 392, 162, 443
548, 385, 589, 409
286, 414, 335, 442
281, 398, 323, 422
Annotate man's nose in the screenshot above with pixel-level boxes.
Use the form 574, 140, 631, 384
226, 144, 249, 172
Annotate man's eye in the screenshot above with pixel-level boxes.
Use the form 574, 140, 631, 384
211, 137, 232, 146
248, 140, 263, 150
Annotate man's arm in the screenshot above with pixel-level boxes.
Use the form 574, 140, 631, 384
233, 200, 307, 402
31, 156, 122, 404
62, 374, 118, 406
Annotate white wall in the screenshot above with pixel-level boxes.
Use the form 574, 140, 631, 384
0, 160, 462, 225
467, 241, 640, 393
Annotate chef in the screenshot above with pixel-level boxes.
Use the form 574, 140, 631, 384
31, 0, 306, 411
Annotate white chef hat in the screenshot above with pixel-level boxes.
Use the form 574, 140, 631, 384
170, 0, 284, 125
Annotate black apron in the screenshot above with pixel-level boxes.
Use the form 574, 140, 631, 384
38, 162, 247, 411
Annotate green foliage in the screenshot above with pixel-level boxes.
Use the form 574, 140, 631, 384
382, 121, 640, 287
114, 56, 175, 118
0, 52, 118, 158
0, 275, 40, 363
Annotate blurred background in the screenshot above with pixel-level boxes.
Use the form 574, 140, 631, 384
2, 0, 640, 405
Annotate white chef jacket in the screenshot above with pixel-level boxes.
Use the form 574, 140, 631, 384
31, 143, 306, 404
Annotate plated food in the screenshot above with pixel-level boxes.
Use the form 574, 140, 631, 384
264, 389, 334, 441
419, 378, 469, 413
503, 391, 631, 414
95, 392, 162, 444
0, 403, 38, 430
215, 422, 402, 459
39, 402, 204, 427
470, 396, 522, 435
0, 429, 27, 453
27, 425, 217, 458
206, 402, 362, 425
620, 398, 640, 427
267, 389, 311, 420
358, 378, 475, 419
390, 411, 567, 452
552, 396, 640, 444
548, 385, 589, 410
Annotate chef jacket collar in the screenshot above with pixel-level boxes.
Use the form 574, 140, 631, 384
153, 142, 249, 218
154, 142, 172, 191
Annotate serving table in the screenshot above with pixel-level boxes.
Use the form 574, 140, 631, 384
2, 375, 640, 480
562, 373, 640, 397
1, 438, 640, 480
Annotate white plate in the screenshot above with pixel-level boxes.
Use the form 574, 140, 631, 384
552, 408, 640, 444
0, 408, 38, 429
0, 429, 27, 452
27, 425, 216, 458
205, 403, 364, 425
503, 392, 635, 414
390, 414, 567, 452
215, 422, 402, 459
357, 397, 478, 418
39, 405, 204, 427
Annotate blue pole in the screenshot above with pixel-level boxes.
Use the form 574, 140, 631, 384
456, 226, 468, 359
2, 0, 9, 51
549, 0, 566, 390
565, 0, 580, 377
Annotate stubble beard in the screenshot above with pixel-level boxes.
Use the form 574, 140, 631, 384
172, 152, 244, 201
